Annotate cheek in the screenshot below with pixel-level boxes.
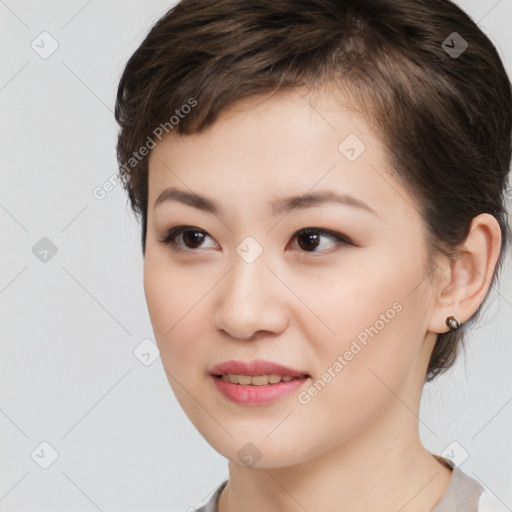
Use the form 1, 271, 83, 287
143, 260, 217, 417
296, 252, 425, 407
143, 258, 206, 363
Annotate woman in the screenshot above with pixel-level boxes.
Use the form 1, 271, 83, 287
115, 0, 511, 510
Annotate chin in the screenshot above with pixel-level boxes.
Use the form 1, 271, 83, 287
202, 431, 313, 470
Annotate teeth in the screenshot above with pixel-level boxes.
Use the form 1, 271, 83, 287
220, 374, 301, 385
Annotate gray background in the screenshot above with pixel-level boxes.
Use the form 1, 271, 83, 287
1, 1, 511, 511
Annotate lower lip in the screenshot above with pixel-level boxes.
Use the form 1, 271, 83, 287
211, 375, 309, 404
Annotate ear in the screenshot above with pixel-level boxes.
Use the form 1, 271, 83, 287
427, 213, 502, 334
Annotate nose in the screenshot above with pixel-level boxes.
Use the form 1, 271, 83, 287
214, 255, 289, 340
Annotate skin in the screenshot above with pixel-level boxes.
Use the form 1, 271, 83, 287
143, 87, 501, 512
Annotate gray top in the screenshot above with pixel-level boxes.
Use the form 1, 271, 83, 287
194, 456, 486, 512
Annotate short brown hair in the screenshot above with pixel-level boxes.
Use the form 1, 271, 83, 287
115, 0, 512, 383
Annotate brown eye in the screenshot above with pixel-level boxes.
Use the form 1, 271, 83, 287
292, 228, 353, 253
181, 230, 206, 249
158, 226, 218, 252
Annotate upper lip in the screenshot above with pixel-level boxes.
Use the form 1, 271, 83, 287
211, 359, 309, 378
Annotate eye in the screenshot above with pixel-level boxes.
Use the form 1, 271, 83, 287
157, 226, 218, 252
290, 227, 353, 254
158, 225, 354, 254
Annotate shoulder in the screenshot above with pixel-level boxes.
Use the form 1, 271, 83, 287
478, 490, 509, 512
193, 480, 228, 512
430, 455, 506, 512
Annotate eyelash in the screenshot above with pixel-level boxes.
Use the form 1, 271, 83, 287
157, 226, 354, 254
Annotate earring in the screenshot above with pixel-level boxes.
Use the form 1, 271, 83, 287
445, 315, 461, 331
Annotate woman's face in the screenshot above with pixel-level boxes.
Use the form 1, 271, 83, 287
144, 89, 440, 467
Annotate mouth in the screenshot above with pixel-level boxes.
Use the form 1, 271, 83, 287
211, 373, 310, 386
210, 359, 310, 381
209, 360, 311, 404
210, 372, 311, 405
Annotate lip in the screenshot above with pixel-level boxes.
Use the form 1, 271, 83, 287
211, 374, 309, 405
209, 359, 311, 405
210, 359, 309, 378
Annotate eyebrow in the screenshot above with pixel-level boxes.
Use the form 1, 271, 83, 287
154, 187, 378, 217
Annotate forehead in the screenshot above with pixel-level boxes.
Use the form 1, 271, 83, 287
146, 88, 412, 222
